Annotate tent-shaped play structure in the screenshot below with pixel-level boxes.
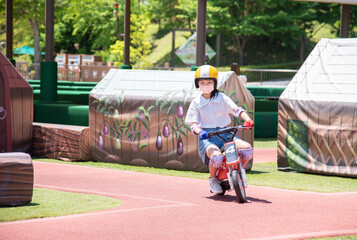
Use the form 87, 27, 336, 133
89, 69, 254, 172
0, 52, 34, 206
0, 51, 33, 153
278, 38, 357, 177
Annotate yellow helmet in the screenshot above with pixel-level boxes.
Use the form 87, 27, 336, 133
194, 65, 218, 88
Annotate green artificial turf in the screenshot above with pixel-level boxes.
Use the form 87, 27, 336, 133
254, 138, 278, 149
249, 162, 357, 192
0, 188, 121, 222
314, 237, 357, 240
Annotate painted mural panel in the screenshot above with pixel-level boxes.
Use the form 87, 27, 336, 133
279, 99, 357, 177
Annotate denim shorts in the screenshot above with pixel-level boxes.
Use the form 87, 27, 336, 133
198, 127, 239, 165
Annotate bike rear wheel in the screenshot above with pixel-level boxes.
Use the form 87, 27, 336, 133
232, 168, 247, 203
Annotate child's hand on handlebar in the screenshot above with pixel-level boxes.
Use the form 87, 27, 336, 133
243, 119, 254, 128
199, 130, 209, 140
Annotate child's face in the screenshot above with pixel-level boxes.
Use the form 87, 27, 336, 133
198, 79, 215, 95
198, 79, 214, 86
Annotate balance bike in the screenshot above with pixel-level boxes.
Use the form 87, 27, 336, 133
207, 125, 251, 203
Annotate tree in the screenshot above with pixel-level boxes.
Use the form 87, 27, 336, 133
0, 0, 68, 79
144, 0, 179, 29
314, 3, 357, 37
264, 1, 320, 62
291, 2, 323, 61
109, 14, 152, 67
54, 0, 120, 54
207, 0, 313, 65
7, 0, 46, 79
176, 0, 198, 29
0, 2, 33, 55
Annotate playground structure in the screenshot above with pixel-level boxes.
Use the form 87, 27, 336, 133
278, 38, 357, 177
0, 51, 33, 153
0, 53, 34, 206
0, 152, 33, 207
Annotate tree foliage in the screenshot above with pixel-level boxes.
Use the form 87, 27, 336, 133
109, 14, 152, 66
1, 0, 357, 67
144, 0, 180, 29
54, 0, 120, 54
206, 0, 320, 65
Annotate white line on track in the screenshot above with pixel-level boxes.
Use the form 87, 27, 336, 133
35, 184, 196, 206
242, 229, 357, 240
0, 203, 194, 226
252, 185, 357, 196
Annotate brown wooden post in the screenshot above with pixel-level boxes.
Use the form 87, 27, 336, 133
196, 0, 207, 66
123, 0, 131, 66
171, 29, 175, 68
41, 0, 57, 102
5, 0, 13, 61
45, 0, 55, 62
116, 17, 120, 38
340, 4, 350, 38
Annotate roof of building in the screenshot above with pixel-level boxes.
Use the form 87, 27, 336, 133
281, 38, 357, 103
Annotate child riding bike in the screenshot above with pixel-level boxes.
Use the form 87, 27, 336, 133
185, 65, 254, 194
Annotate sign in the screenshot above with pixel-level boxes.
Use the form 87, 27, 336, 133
175, 32, 216, 65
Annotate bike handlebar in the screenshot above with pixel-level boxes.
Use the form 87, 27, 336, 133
207, 125, 252, 142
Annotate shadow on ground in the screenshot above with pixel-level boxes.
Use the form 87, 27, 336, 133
205, 194, 272, 204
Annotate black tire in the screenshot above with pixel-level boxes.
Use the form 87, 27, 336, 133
232, 169, 247, 203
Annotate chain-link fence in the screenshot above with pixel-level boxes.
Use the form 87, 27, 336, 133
242, 69, 298, 87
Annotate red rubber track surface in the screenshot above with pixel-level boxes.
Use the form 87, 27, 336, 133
1, 149, 356, 240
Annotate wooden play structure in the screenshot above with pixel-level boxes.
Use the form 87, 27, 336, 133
0, 51, 33, 153
0, 152, 33, 206
0, 53, 34, 206
278, 38, 357, 177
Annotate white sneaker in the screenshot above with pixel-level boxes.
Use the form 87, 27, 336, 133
209, 177, 223, 194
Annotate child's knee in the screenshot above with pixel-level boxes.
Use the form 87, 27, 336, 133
238, 148, 253, 161
210, 154, 224, 168
235, 139, 251, 149
241, 142, 252, 149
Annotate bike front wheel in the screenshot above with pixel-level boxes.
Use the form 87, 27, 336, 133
232, 168, 247, 203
